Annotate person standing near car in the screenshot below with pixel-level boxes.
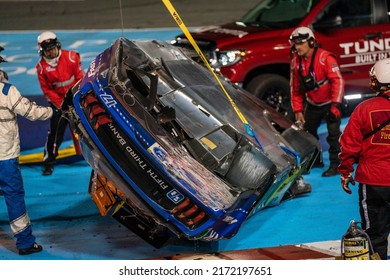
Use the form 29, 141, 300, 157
36, 31, 84, 175
0, 51, 53, 255
338, 58, 390, 260
289, 26, 344, 177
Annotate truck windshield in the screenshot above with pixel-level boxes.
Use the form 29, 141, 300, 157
238, 0, 319, 28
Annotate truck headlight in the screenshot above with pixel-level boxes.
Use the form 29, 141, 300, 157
213, 49, 246, 67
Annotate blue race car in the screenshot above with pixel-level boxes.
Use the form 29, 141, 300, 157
64, 37, 320, 248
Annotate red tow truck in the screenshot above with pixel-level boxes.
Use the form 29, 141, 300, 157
173, 0, 390, 117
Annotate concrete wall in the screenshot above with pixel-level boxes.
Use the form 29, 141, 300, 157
1, 0, 259, 30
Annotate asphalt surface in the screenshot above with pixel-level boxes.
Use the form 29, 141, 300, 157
1, 0, 259, 30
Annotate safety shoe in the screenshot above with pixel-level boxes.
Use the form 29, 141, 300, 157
42, 165, 54, 176
293, 177, 312, 195
322, 165, 339, 177
282, 177, 312, 201
19, 243, 43, 255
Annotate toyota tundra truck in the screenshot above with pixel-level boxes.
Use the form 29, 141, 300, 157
172, 0, 390, 117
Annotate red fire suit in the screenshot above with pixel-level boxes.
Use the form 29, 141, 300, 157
36, 49, 84, 109
338, 92, 390, 260
290, 48, 344, 113
290, 48, 344, 169
36, 49, 84, 169
339, 93, 390, 184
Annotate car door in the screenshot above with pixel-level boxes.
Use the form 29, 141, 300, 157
311, 0, 390, 96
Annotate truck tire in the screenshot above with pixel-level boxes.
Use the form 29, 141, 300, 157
246, 74, 294, 120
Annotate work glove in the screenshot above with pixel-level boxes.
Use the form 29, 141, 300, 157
294, 120, 304, 130
328, 103, 341, 122
341, 174, 355, 194
294, 111, 305, 124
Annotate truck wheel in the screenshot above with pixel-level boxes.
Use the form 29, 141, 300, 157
246, 74, 293, 120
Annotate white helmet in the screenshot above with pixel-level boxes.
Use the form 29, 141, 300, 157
289, 26, 315, 45
370, 58, 390, 91
37, 31, 61, 56
37, 31, 57, 44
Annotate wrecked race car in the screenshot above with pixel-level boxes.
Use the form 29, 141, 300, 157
63, 37, 320, 248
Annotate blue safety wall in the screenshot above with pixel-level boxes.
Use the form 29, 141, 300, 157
1, 29, 180, 150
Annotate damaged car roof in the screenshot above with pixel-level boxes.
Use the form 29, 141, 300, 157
65, 37, 320, 247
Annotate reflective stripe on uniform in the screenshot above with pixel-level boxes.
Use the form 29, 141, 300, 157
10, 212, 31, 235
52, 75, 75, 88
361, 184, 370, 229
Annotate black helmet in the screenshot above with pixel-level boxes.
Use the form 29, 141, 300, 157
0, 70, 8, 82
0, 45, 6, 63
0, 46, 8, 82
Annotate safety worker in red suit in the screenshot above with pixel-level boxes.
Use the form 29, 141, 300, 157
289, 26, 344, 177
338, 58, 390, 260
36, 31, 84, 175
0, 49, 53, 254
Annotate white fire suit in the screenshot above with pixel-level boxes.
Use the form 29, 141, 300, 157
0, 80, 52, 249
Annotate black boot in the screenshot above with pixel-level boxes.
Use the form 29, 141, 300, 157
42, 164, 54, 176
19, 243, 43, 255
322, 165, 339, 177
